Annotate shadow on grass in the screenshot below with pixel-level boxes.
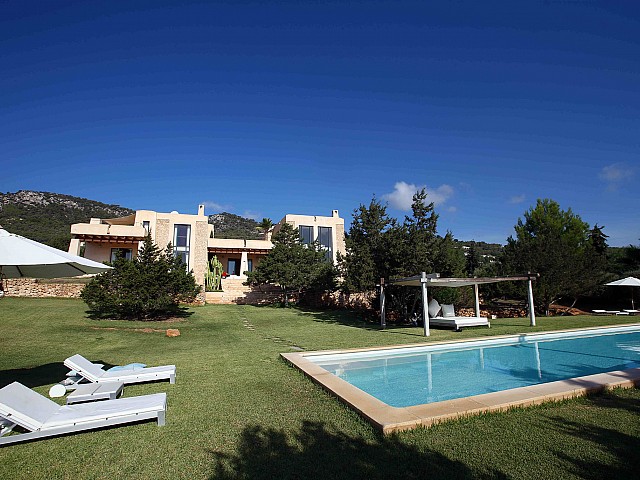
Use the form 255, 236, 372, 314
84, 306, 194, 321
293, 306, 389, 332
548, 391, 640, 479
0, 360, 117, 388
208, 421, 508, 480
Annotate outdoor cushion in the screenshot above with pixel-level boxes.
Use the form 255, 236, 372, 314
441, 304, 456, 318
428, 299, 441, 317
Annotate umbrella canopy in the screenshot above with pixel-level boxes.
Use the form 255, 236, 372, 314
605, 276, 640, 309
0, 228, 112, 279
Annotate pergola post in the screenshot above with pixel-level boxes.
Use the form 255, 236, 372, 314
527, 277, 536, 326
421, 272, 430, 337
380, 278, 386, 329
474, 283, 480, 318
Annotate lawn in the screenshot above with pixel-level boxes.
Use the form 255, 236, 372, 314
0, 297, 638, 479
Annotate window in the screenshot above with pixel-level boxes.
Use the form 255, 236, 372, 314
299, 225, 313, 245
318, 226, 333, 260
247, 259, 253, 272
173, 224, 191, 269
142, 221, 150, 234
110, 248, 132, 262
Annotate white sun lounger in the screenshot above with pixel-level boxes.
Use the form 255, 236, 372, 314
0, 382, 166, 446
64, 354, 176, 385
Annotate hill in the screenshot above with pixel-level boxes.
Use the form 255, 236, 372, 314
0, 190, 133, 250
0, 190, 265, 250
454, 239, 504, 258
208, 212, 262, 240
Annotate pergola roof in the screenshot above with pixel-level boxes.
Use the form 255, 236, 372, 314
388, 274, 538, 288
380, 272, 539, 336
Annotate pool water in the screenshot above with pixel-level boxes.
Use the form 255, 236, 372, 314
309, 327, 640, 408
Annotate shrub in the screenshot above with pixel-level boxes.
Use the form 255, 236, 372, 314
81, 234, 201, 320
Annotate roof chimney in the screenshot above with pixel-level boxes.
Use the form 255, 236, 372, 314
198, 204, 205, 216
332, 209, 339, 218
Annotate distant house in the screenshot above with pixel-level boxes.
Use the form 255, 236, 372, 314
68, 206, 345, 291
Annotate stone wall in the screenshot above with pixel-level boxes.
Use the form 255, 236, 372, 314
302, 290, 375, 310
192, 220, 208, 286
3, 278, 87, 298
155, 219, 171, 250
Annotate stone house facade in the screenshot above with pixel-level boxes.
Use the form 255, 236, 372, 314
67, 206, 346, 302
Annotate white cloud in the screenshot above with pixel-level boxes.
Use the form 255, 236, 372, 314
382, 181, 454, 211
447, 206, 457, 213
599, 163, 634, 190
509, 194, 526, 204
201, 200, 231, 213
242, 210, 261, 221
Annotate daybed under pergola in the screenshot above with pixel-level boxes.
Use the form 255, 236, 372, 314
380, 272, 539, 336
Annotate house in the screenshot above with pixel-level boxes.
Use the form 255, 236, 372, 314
68, 205, 210, 285
68, 206, 345, 301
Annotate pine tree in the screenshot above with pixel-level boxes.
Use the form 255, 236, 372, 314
81, 233, 201, 319
246, 223, 336, 305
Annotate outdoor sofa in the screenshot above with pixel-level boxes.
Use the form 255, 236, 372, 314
428, 299, 490, 331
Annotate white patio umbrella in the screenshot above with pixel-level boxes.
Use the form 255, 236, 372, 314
0, 228, 111, 279
605, 276, 640, 310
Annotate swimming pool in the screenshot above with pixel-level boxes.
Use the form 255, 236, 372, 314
282, 324, 640, 433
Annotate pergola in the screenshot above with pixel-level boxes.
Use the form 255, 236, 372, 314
380, 272, 539, 336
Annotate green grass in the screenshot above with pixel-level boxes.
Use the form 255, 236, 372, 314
0, 297, 638, 479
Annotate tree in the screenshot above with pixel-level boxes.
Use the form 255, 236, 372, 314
339, 197, 395, 292
465, 242, 482, 276
81, 233, 201, 319
399, 188, 439, 276
256, 218, 274, 239
340, 190, 466, 321
246, 223, 336, 305
502, 199, 602, 315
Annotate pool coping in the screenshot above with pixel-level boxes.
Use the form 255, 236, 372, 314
281, 323, 640, 434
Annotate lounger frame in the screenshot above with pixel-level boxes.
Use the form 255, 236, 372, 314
0, 409, 165, 446
0, 382, 166, 447
64, 354, 176, 385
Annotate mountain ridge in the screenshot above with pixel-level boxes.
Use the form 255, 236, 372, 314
0, 190, 264, 249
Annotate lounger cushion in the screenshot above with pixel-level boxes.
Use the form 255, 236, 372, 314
100, 365, 176, 382
441, 304, 455, 317
0, 382, 61, 430
428, 299, 441, 317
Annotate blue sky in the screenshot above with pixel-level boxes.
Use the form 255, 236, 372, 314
1, 1, 638, 246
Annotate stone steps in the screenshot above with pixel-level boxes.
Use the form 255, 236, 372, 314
205, 278, 281, 305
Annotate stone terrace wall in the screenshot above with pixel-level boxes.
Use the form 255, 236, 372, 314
3, 278, 88, 298
302, 290, 375, 310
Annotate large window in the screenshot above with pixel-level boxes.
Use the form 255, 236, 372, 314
173, 224, 191, 268
299, 225, 313, 245
318, 226, 333, 261
110, 248, 132, 262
